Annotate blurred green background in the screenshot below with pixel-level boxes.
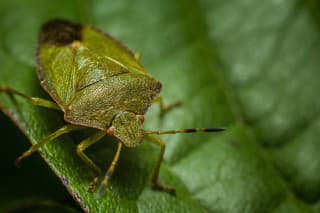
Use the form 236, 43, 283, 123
0, 0, 320, 212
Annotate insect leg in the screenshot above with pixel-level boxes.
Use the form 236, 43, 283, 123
15, 124, 83, 166
144, 135, 176, 195
0, 86, 60, 110
152, 95, 182, 117
76, 131, 107, 192
134, 52, 141, 61
97, 142, 123, 198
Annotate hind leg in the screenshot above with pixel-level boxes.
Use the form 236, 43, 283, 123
0, 86, 60, 110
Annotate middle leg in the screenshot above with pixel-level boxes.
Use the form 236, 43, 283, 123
15, 124, 83, 166
153, 95, 182, 117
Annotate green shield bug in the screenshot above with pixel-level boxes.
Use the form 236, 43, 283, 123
0, 19, 224, 197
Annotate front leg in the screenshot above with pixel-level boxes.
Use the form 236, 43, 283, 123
144, 135, 176, 195
76, 131, 107, 192
97, 142, 123, 198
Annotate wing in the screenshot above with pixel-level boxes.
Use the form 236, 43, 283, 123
36, 19, 148, 108
65, 73, 161, 130
81, 25, 147, 75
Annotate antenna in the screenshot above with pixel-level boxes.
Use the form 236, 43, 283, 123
145, 127, 225, 135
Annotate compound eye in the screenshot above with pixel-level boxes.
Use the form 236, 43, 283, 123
136, 115, 144, 123
107, 126, 115, 136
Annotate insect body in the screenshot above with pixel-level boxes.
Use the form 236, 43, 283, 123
0, 20, 224, 196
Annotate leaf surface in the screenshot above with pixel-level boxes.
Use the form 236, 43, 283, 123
0, 0, 318, 212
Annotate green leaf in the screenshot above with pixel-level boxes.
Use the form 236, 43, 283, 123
0, 0, 319, 212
